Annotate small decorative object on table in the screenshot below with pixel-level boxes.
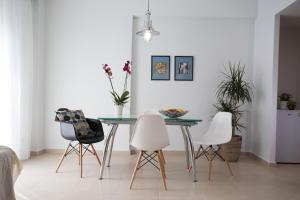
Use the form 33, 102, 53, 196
279, 93, 291, 110
159, 108, 188, 118
102, 61, 131, 116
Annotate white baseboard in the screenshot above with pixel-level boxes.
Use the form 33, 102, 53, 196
31, 149, 276, 166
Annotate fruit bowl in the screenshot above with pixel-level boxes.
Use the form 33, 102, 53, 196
159, 108, 188, 118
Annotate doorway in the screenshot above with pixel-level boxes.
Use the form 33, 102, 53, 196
276, 2, 300, 163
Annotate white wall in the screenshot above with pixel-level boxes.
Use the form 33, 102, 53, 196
41, 0, 257, 151
31, 0, 46, 152
278, 26, 300, 105
132, 17, 254, 151
43, 0, 133, 150
251, 0, 296, 163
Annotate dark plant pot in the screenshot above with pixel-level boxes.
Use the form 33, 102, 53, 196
218, 135, 242, 162
287, 104, 296, 110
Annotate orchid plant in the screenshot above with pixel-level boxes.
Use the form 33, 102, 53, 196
102, 61, 131, 106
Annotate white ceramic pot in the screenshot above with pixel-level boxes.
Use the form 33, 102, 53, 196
115, 105, 124, 117
279, 101, 288, 110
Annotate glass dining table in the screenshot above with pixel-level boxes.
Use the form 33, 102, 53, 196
97, 115, 202, 182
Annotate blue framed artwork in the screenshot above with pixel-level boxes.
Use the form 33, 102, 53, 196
151, 56, 170, 80
174, 56, 193, 81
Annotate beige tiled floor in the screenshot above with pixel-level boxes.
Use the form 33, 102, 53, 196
15, 152, 300, 200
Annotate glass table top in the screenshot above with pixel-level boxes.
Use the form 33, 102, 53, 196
97, 115, 202, 122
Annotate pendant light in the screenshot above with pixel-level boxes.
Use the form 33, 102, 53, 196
136, 0, 160, 42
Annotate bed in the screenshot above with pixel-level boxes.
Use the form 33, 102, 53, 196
0, 146, 22, 200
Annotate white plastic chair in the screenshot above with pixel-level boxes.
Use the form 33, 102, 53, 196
194, 112, 233, 180
129, 114, 170, 190
143, 110, 167, 165
143, 109, 160, 115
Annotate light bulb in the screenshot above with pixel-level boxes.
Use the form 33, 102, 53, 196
143, 30, 152, 42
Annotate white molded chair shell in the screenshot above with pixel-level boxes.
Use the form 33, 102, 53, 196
195, 112, 232, 145
131, 114, 170, 151
144, 109, 160, 115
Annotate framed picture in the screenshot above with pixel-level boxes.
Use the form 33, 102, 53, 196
174, 56, 193, 81
151, 56, 170, 80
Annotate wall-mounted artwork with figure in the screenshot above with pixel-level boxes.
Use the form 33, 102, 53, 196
151, 56, 170, 80
174, 56, 193, 81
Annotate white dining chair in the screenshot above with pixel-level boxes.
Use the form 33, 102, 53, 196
129, 114, 170, 190
144, 109, 160, 115
193, 112, 233, 180
143, 110, 166, 164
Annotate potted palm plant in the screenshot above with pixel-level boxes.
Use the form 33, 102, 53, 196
216, 62, 253, 162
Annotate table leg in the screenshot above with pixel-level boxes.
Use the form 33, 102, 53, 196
184, 126, 197, 182
180, 126, 190, 169
107, 125, 118, 167
129, 125, 137, 155
99, 124, 118, 180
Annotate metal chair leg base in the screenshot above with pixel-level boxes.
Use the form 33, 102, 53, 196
129, 150, 167, 190
55, 142, 102, 178
194, 145, 234, 180
56, 142, 79, 173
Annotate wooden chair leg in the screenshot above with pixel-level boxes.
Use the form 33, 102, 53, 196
208, 146, 213, 181
91, 144, 101, 166
79, 144, 83, 178
225, 159, 233, 176
217, 149, 233, 177
157, 151, 167, 190
160, 150, 166, 165
129, 151, 143, 189
158, 150, 166, 179
78, 144, 81, 165
55, 143, 71, 173
195, 145, 202, 159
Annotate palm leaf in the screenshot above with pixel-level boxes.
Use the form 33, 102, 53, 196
216, 62, 253, 105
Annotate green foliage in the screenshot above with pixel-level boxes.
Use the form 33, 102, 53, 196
287, 100, 296, 110
279, 93, 291, 101
102, 61, 131, 107
216, 62, 253, 135
214, 99, 244, 135
217, 62, 253, 105
110, 90, 129, 105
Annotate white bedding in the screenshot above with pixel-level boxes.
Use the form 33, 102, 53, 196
0, 146, 22, 200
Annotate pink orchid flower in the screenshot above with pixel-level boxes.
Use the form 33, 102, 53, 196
123, 61, 131, 74
103, 64, 113, 77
